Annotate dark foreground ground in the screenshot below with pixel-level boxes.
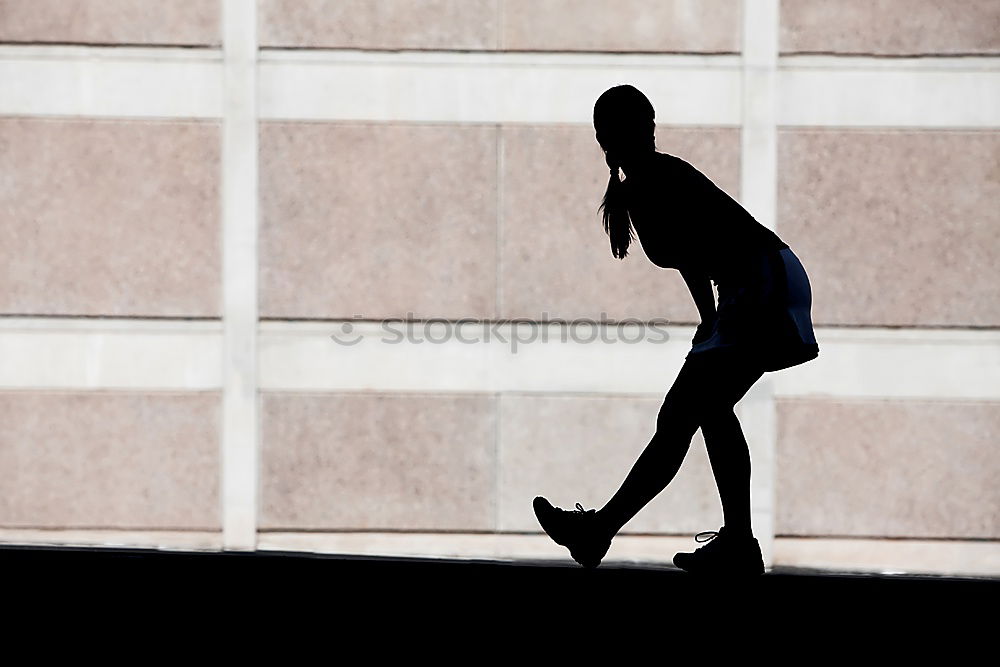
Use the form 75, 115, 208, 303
3, 544, 995, 643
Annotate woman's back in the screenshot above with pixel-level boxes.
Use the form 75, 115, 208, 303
625, 152, 788, 286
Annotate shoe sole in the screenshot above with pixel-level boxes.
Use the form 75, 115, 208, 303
673, 553, 764, 577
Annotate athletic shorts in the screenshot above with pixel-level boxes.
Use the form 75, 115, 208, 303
686, 246, 820, 372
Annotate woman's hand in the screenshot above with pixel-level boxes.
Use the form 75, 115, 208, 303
692, 316, 717, 346
680, 268, 718, 345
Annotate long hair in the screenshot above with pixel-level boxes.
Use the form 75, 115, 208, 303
594, 85, 656, 260
598, 166, 633, 260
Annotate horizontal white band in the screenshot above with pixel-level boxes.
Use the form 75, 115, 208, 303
0, 46, 222, 119
2, 46, 997, 127
0, 317, 995, 399
773, 327, 1000, 400
0, 318, 996, 400
778, 55, 1000, 128
258, 50, 743, 125
0, 318, 222, 390
260, 321, 1000, 400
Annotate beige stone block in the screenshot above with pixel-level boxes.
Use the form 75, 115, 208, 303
0, 0, 219, 46
776, 398, 1000, 539
499, 394, 725, 534
0, 391, 221, 529
259, 122, 498, 320
259, 0, 497, 50
0, 118, 221, 317
501, 124, 741, 322
260, 392, 496, 530
777, 130, 1000, 327
780, 0, 1000, 55
502, 0, 739, 53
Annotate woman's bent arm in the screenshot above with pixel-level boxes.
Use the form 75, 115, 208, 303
680, 268, 717, 323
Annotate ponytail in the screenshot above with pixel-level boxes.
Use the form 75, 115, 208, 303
598, 166, 634, 260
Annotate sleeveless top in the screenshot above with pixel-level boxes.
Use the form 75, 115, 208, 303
624, 152, 788, 288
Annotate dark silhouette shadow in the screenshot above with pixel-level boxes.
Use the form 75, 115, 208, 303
3, 545, 994, 634
534, 84, 820, 577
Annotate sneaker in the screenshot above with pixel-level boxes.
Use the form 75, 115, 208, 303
533, 496, 613, 569
673, 526, 764, 576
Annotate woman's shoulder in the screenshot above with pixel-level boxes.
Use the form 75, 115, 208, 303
656, 150, 697, 168
653, 152, 710, 191
660, 152, 711, 181
654, 151, 686, 173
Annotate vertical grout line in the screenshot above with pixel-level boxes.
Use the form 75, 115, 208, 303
739, 0, 780, 569
496, 125, 503, 320
495, 392, 502, 536
496, 0, 503, 52
221, 0, 259, 550
494, 122, 503, 534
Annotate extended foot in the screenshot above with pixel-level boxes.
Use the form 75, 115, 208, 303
673, 526, 764, 577
533, 496, 613, 569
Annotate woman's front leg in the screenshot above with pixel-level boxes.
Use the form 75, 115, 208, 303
701, 408, 753, 537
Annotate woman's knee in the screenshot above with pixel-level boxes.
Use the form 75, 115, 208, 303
657, 354, 760, 436
655, 394, 702, 438
699, 406, 739, 437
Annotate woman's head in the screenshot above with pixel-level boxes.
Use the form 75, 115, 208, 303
594, 84, 656, 171
594, 84, 656, 259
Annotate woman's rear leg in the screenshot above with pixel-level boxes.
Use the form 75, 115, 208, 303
594, 366, 703, 537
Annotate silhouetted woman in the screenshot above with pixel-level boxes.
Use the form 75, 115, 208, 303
533, 84, 819, 576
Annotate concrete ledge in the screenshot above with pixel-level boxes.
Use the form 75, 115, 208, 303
774, 536, 1000, 578
1, 529, 996, 578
